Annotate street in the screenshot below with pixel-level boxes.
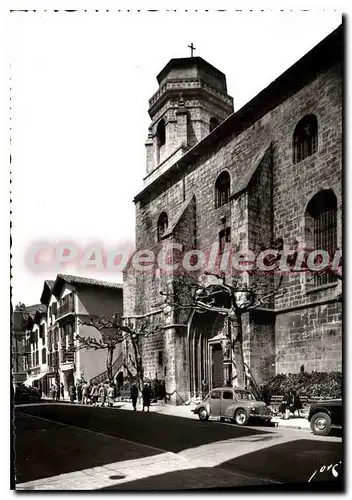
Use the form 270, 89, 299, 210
14, 403, 343, 491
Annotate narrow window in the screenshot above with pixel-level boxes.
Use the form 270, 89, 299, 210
157, 212, 168, 242
156, 119, 166, 148
293, 114, 318, 164
215, 171, 231, 209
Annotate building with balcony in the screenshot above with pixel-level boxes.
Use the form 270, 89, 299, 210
12, 303, 46, 388
24, 306, 51, 395
40, 274, 124, 397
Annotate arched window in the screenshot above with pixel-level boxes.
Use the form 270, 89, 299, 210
209, 117, 219, 132
215, 171, 231, 209
293, 114, 318, 164
156, 119, 166, 148
157, 212, 168, 242
305, 189, 337, 287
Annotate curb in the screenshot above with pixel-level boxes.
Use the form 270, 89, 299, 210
274, 419, 310, 432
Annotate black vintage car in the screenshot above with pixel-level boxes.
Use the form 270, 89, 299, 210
14, 384, 41, 404
308, 399, 342, 436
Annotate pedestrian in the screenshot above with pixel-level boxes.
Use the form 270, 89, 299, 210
55, 382, 60, 401
130, 383, 138, 411
201, 380, 209, 400
285, 390, 303, 419
76, 382, 83, 404
278, 393, 288, 417
90, 383, 99, 406
60, 382, 64, 399
261, 385, 272, 407
82, 381, 90, 404
69, 383, 76, 403
142, 382, 151, 412
107, 384, 115, 407
50, 384, 56, 401
99, 383, 107, 407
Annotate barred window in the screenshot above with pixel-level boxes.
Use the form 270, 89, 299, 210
157, 212, 168, 242
293, 114, 318, 164
306, 190, 337, 287
215, 171, 231, 209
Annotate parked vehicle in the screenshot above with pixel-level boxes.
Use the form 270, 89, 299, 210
14, 384, 41, 404
308, 399, 342, 436
193, 387, 272, 426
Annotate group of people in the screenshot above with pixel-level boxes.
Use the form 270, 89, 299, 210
74, 381, 116, 407
50, 382, 64, 401
278, 390, 303, 419
50, 379, 154, 411
130, 382, 151, 411
50, 380, 116, 407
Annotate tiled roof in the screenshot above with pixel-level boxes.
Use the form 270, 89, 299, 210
40, 280, 56, 306
52, 274, 123, 298
57, 274, 123, 289
17, 303, 47, 315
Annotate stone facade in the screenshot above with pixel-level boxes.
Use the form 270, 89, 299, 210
124, 26, 343, 404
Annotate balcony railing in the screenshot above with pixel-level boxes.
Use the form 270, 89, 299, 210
57, 301, 75, 318
60, 348, 75, 364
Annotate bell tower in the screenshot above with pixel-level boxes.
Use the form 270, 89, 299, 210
144, 56, 234, 186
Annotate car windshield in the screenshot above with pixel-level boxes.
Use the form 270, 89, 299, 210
234, 391, 256, 401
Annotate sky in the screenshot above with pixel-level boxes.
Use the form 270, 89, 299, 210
9, 9, 342, 306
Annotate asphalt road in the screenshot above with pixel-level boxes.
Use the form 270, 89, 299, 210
14, 403, 343, 491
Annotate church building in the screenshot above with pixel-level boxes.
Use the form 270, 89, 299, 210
123, 25, 342, 404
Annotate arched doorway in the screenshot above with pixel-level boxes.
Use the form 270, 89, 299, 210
188, 310, 232, 398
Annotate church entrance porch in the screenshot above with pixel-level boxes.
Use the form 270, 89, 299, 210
187, 308, 273, 400
188, 311, 232, 399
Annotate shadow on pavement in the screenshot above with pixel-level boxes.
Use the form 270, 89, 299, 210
215, 439, 343, 486
16, 404, 269, 454
98, 466, 274, 490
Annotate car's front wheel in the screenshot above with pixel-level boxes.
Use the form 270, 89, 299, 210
310, 412, 332, 436
234, 409, 249, 426
198, 407, 209, 421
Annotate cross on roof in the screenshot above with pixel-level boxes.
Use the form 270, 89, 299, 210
187, 42, 196, 57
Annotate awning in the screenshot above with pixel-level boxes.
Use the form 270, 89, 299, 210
24, 373, 46, 387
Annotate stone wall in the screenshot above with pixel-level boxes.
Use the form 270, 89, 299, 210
124, 60, 342, 399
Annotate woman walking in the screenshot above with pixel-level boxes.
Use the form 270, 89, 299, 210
82, 382, 90, 404
69, 383, 76, 404
99, 383, 107, 407
107, 384, 115, 407
76, 382, 83, 404
142, 383, 151, 412
130, 383, 138, 411
90, 383, 99, 406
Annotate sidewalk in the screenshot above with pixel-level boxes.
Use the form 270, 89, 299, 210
114, 400, 311, 432
39, 397, 311, 432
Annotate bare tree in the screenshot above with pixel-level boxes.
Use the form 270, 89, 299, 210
159, 240, 287, 390
75, 314, 124, 383
76, 313, 162, 388
159, 237, 342, 390
120, 318, 163, 392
